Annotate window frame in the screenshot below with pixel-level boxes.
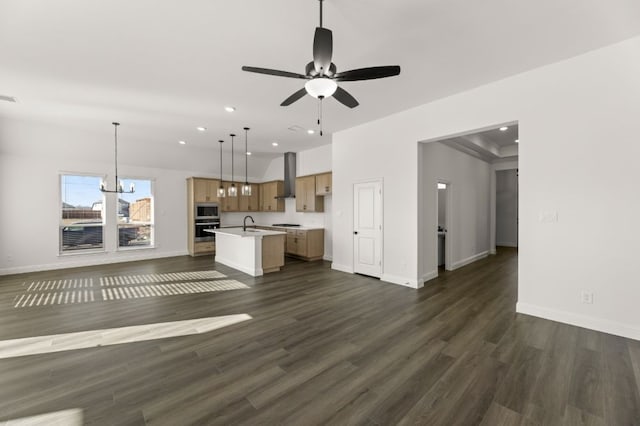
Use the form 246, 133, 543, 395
116, 177, 156, 251
58, 172, 106, 255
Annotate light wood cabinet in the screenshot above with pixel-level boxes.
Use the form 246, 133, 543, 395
220, 181, 240, 212
193, 178, 219, 203
238, 183, 261, 212
315, 172, 332, 195
186, 177, 218, 256
285, 229, 324, 260
296, 175, 324, 212
261, 234, 285, 273
260, 180, 285, 212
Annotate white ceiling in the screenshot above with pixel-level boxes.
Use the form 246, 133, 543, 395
441, 124, 519, 163
1, 0, 640, 165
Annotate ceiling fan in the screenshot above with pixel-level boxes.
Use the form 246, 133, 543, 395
241, 0, 401, 109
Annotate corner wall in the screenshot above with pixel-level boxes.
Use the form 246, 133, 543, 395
332, 35, 640, 339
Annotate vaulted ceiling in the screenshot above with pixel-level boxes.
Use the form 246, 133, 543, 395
1, 0, 640, 168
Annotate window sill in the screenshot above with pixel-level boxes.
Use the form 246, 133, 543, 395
117, 245, 156, 252
58, 249, 106, 257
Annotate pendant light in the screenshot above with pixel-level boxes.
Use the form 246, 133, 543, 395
228, 133, 238, 197
100, 122, 135, 193
217, 140, 225, 198
242, 127, 252, 196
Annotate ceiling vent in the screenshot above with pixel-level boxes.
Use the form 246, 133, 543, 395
0, 95, 17, 103
287, 125, 305, 132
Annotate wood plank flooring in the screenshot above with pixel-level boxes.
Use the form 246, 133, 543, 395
0, 249, 638, 425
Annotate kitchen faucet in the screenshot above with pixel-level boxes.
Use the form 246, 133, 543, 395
243, 215, 255, 232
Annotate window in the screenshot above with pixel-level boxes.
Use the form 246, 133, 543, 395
117, 178, 154, 248
60, 175, 104, 252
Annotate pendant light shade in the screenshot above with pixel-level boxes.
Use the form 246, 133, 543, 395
100, 122, 135, 193
217, 140, 225, 198
228, 134, 237, 197
242, 127, 252, 196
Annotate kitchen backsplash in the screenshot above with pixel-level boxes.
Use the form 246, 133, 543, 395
221, 198, 329, 227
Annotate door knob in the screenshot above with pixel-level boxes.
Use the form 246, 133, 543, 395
354, 231, 358, 235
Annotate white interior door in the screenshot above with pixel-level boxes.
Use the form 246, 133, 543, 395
353, 180, 382, 277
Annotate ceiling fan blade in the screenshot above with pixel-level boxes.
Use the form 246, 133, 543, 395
312, 27, 333, 74
333, 86, 359, 108
334, 65, 401, 82
280, 88, 308, 106
242, 66, 308, 79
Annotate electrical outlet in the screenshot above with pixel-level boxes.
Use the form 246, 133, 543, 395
581, 292, 594, 304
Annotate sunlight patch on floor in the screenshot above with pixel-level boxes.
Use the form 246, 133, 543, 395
0, 314, 253, 359
1, 408, 83, 425
13, 271, 249, 308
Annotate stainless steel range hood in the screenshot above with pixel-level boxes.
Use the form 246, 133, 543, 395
276, 152, 296, 198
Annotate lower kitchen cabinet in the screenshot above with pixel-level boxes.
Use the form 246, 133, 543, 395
285, 229, 324, 261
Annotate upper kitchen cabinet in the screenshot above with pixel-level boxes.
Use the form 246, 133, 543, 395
315, 172, 332, 195
260, 180, 285, 212
192, 178, 219, 203
296, 175, 324, 212
238, 183, 261, 212
221, 181, 239, 212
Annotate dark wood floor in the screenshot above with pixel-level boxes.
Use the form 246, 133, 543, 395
0, 249, 639, 425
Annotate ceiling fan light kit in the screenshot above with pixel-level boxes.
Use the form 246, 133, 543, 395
241, 0, 401, 123
305, 78, 337, 98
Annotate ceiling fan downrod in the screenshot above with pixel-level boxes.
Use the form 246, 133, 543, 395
319, 0, 324, 28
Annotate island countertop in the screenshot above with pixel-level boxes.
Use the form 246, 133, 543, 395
206, 228, 286, 238
220, 224, 324, 231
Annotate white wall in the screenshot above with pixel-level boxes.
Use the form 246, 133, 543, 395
496, 169, 518, 247
333, 35, 640, 339
0, 153, 193, 274
419, 143, 491, 282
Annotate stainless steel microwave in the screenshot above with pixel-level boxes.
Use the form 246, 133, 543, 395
195, 202, 219, 219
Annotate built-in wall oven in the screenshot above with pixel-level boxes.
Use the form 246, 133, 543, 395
194, 202, 220, 242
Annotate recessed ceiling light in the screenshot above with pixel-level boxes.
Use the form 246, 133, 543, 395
246, 152, 252, 156
224, 106, 236, 113
196, 126, 207, 132
515, 139, 519, 143
178, 140, 186, 145
499, 126, 508, 131
272, 142, 279, 146
307, 129, 315, 135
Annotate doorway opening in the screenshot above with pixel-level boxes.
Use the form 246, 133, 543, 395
495, 169, 519, 251
436, 181, 452, 273
418, 121, 519, 285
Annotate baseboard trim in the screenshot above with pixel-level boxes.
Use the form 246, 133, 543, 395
421, 270, 438, 285
496, 242, 518, 248
381, 273, 419, 289
322, 255, 333, 262
451, 251, 489, 270
331, 263, 353, 274
0, 250, 189, 276
516, 302, 640, 341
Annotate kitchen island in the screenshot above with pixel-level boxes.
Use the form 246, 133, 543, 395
208, 228, 286, 277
